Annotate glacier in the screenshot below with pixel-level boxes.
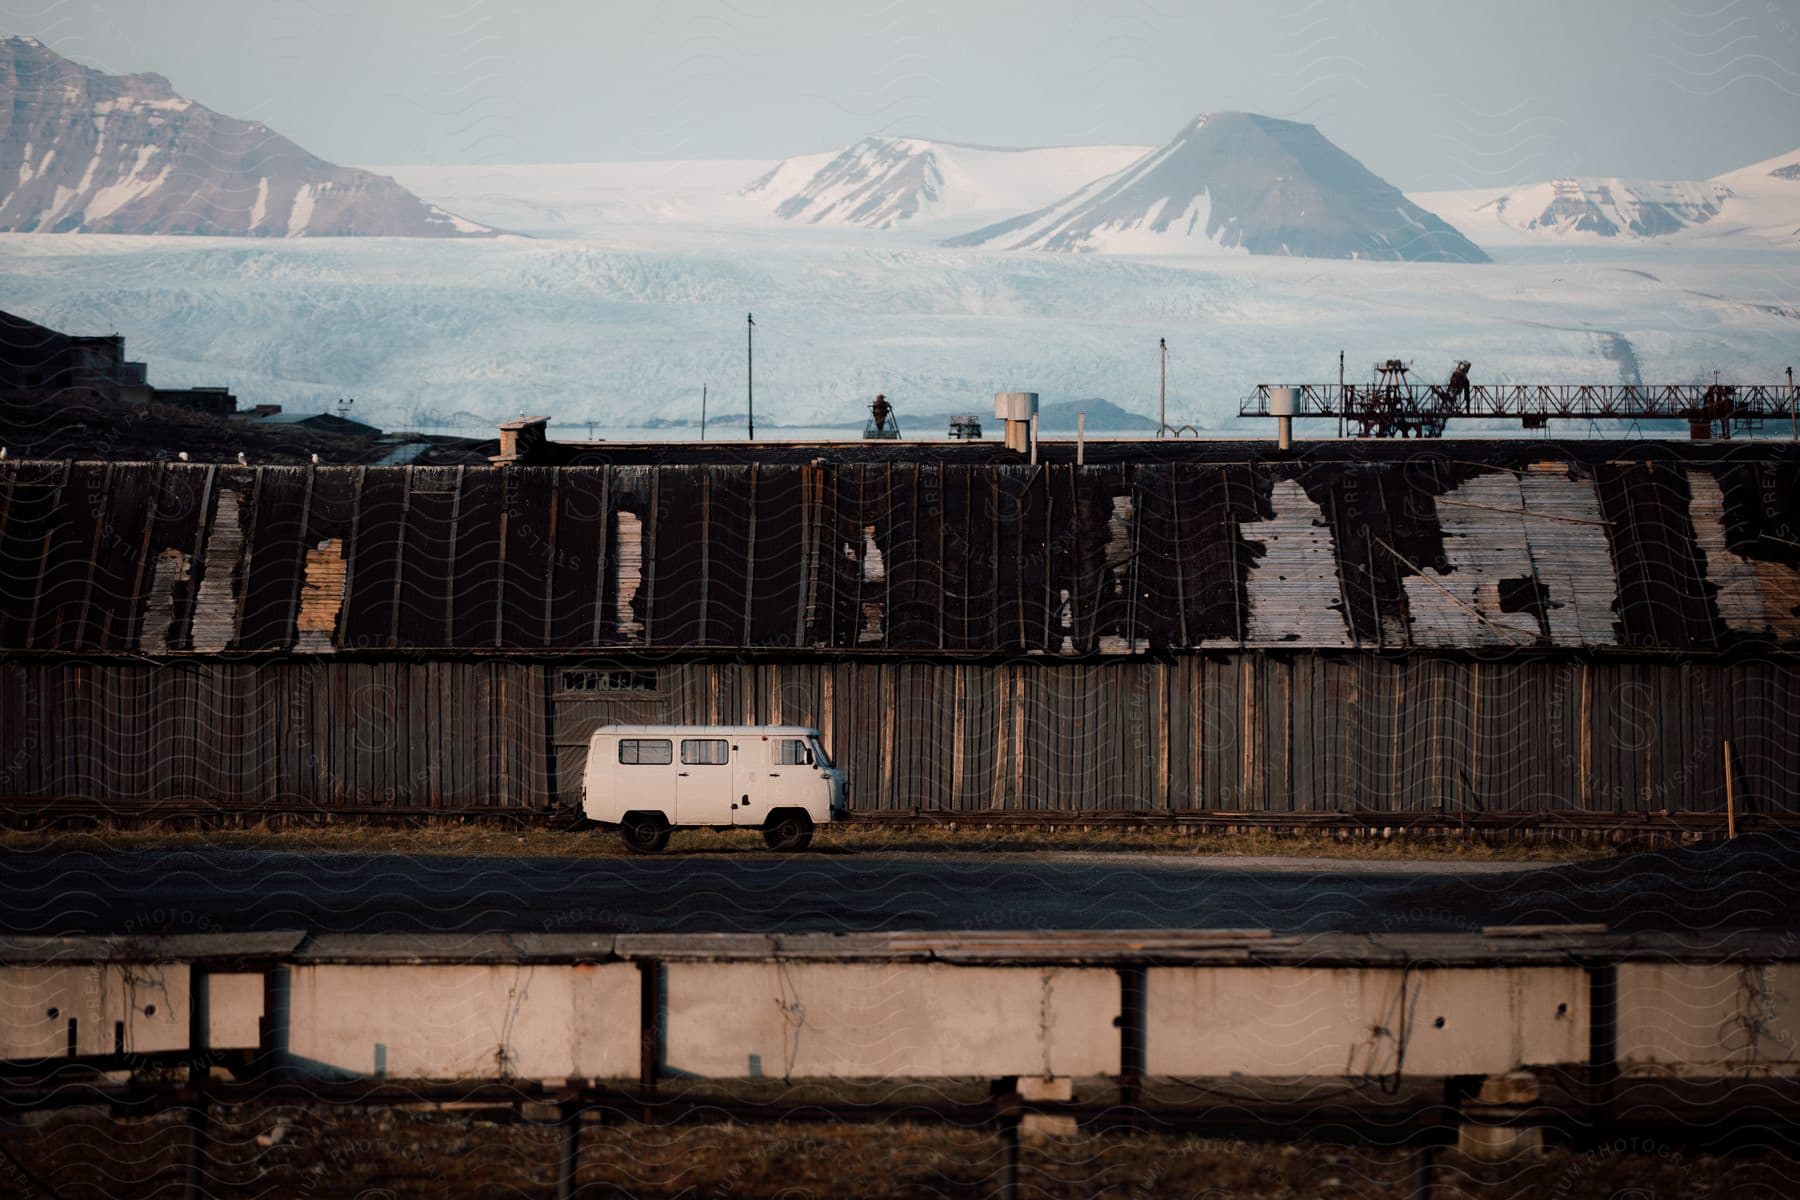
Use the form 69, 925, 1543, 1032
0, 157, 1795, 437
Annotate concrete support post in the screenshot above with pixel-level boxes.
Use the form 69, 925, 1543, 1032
1117, 966, 1145, 1110
639, 960, 661, 1120
1410, 1145, 1437, 1200
993, 1116, 1020, 1200
1456, 1072, 1544, 1160
556, 1104, 581, 1200
1587, 963, 1619, 1128
188, 968, 208, 1086
256, 965, 289, 1080
182, 1105, 209, 1200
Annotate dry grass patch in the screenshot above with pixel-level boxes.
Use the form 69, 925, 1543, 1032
0, 818, 1607, 862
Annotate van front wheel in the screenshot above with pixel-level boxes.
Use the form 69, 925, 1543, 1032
620, 813, 672, 854
762, 811, 814, 852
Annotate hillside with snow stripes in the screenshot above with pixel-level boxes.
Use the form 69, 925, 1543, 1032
0, 36, 493, 237
1414, 148, 1800, 248
740, 137, 1148, 231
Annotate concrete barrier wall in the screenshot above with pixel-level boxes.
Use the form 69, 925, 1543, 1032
0, 964, 190, 1058
202, 972, 265, 1050
1148, 966, 1588, 1077
1618, 962, 1800, 1076
288, 963, 638, 1081
6, 937, 1797, 1084
664, 962, 1118, 1079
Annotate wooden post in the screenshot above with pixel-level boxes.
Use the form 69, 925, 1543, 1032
1724, 738, 1737, 839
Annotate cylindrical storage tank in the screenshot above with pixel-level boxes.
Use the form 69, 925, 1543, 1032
995, 391, 1039, 453
1268, 386, 1299, 450
994, 391, 1039, 421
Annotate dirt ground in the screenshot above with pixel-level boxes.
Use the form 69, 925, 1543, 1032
2, 1108, 1795, 1198
0, 818, 1608, 862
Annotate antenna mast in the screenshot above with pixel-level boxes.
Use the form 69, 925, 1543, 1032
701, 383, 708, 441
746, 313, 755, 440
1158, 338, 1167, 438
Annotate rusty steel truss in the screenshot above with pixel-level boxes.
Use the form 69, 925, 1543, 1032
1245, 381, 1800, 438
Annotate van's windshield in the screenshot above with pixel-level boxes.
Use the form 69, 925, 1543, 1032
808, 737, 832, 768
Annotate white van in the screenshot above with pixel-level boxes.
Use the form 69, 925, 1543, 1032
581, 725, 847, 852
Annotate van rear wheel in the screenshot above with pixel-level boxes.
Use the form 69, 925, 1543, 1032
620, 813, 671, 854
762, 811, 814, 852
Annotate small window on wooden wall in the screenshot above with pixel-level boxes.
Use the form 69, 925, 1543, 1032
559, 668, 660, 696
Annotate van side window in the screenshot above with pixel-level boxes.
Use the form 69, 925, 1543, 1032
618, 738, 673, 765
774, 738, 809, 765
680, 738, 729, 765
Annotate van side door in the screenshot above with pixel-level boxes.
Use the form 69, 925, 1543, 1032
759, 734, 813, 819
732, 735, 763, 826
615, 737, 676, 817
674, 737, 735, 827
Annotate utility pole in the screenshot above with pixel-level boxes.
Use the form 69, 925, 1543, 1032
1338, 350, 1345, 440
1158, 337, 1167, 438
701, 383, 708, 441
746, 313, 755, 440
1789, 366, 1795, 442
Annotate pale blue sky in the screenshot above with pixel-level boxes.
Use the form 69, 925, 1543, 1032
6, 0, 1798, 188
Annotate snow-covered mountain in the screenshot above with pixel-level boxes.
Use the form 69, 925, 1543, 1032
741, 136, 1147, 231
1415, 148, 1800, 247
1445, 178, 1730, 238
0, 35, 494, 237
946, 112, 1489, 263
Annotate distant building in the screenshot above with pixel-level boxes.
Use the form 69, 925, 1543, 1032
153, 385, 237, 416
0, 310, 150, 404
0, 308, 235, 412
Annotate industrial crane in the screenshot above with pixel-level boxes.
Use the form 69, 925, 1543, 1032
1245, 362, 1798, 439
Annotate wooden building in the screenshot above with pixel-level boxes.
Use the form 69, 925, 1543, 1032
1, 438, 1796, 824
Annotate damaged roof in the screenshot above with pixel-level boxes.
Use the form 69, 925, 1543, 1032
1, 441, 1796, 657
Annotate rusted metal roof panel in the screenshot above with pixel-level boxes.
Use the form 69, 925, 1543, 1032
32, 461, 106, 651
500, 467, 557, 648
547, 466, 606, 647
448, 467, 503, 648
0, 464, 61, 648
394, 467, 460, 648
752, 467, 809, 648
1, 449, 1796, 657
1596, 462, 1719, 649
648, 465, 709, 648
236, 465, 308, 651
342, 468, 407, 648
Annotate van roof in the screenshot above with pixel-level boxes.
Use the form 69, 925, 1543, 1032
592, 724, 821, 737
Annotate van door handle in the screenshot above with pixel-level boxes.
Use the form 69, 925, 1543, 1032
677, 772, 689, 777
769, 773, 780, 778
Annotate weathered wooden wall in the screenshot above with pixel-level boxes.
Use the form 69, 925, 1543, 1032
3, 453, 1797, 659
3, 657, 1794, 817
